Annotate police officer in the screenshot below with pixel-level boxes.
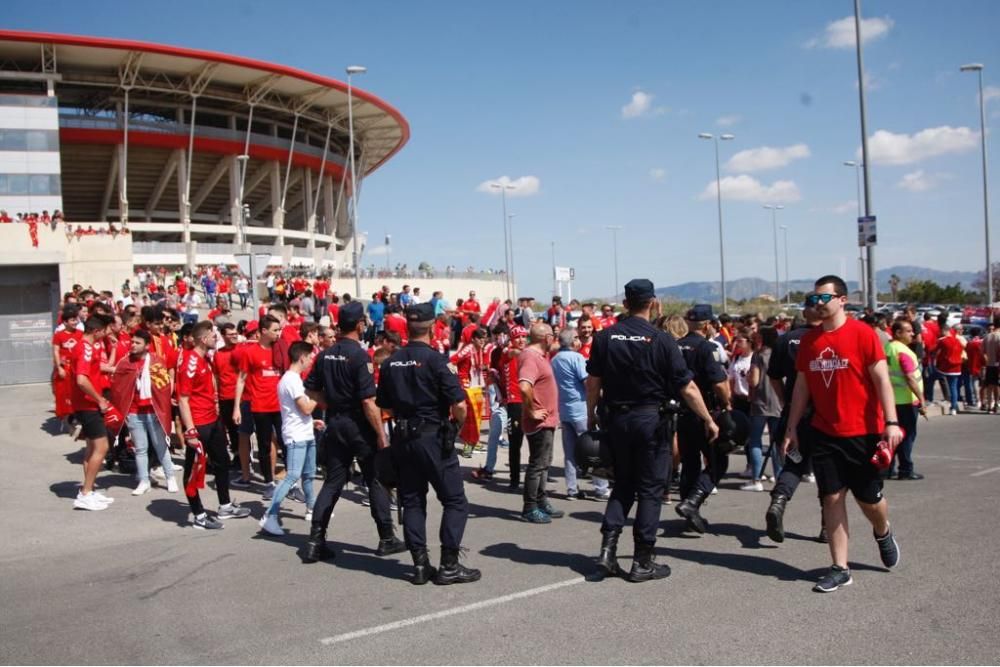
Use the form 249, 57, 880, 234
303, 300, 405, 563
376, 303, 481, 585
586, 280, 718, 582
674, 304, 732, 534
764, 302, 825, 543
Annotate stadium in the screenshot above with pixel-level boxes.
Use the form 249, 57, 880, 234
0, 29, 409, 270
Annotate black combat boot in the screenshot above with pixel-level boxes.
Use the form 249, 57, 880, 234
375, 524, 407, 556
765, 493, 789, 543
410, 549, 437, 585
674, 487, 709, 534
433, 547, 481, 585
596, 530, 623, 577
303, 524, 335, 563
626, 542, 671, 583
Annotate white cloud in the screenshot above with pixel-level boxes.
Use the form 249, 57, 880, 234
475, 175, 541, 197
621, 90, 667, 119
983, 85, 1000, 103
805, 15, 894, 49
865, 126, 978, 165
367, 244, 390, 257
716, 114, 742, 127
832, 200, 858, 214
896, 170, 951, 192
698, 175, 802, 203
649, 168, 667, 182
725, 144, 811, 173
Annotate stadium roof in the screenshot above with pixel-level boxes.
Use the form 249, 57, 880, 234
0, 30, 409, 174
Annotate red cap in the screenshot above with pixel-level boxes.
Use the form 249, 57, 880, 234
244, 320, 259, 334
510, 326, 528, 339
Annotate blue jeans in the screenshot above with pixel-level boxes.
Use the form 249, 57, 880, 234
889, 403, 919, 476
560, 419, 609, 495
484, 384, 507, 473
944, 374, 960, 411
748, 415, 780, 480
126, 411, 175, 483
266, 439, 316, 516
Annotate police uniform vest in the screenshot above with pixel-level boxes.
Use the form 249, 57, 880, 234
676, 332, 726, 411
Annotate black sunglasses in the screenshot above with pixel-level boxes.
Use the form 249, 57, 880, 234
805, 293, 837, 306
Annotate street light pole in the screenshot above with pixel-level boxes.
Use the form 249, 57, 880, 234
490, 182, 516, 301
853, 0, 877, 310
346, 65, 366, 300
699, 132, 735, 311
961, 63, 994, 306
551, 240, 557, 298
780, 224, 790, 306
843, 160, 867, 304
764, 204, 784, 302
607, 225, 623, 300
508, 213, 518, 297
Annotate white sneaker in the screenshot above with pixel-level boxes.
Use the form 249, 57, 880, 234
304, 510, 313, 522
92, 491, 115, 504
740, 481, 764, 492
132, 480, 152, 496
949, 408, 958, 416
166, 475, 179, 493
74, 492, 108, 511
259, 514, 285, 536
150, 467, 166, 484
803, 473, 816, 484
710, 486, 718, 495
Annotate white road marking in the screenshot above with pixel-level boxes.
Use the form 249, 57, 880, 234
914, 454, 983, 462
970, 466, 1000, 477
319, 575, 587, 645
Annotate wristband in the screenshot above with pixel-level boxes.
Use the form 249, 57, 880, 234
885, 421, 899, 426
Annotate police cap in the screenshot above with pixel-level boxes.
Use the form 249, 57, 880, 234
339, 301, 365, 328
685, 304, 714, 322
406, 302, 435, 323
624, 278, 656, 302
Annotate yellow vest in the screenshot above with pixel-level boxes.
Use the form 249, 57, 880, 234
885, 340, 922, 405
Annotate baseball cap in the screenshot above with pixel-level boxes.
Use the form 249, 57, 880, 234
406, 303, 435, 323
685, 304, 714, 322
244, 320, 259, 334
510, 325, 528, 339
624, 278, 655, 302
339, 301, 365, 328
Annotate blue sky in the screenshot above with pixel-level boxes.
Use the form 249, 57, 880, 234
8, 0, 1000, 298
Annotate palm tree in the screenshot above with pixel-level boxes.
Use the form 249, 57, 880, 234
889, 274, 901, 302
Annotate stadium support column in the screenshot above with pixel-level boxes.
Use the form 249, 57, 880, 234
229, 155, 243, 246
181, 100, 198, 273
304, 168, 316, 253
309, 123, 333, 257
270, 161, 283, 249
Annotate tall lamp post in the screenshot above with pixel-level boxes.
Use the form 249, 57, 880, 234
960, 63, 994, 306
853, 0, 877, 309
490, 182, 516, 300
763, 204, 784, 302
843, 160, 866, 303
780, 224, 790, 306
507, 213, 518, 296
606, 225, 623, 300
346, 65, 366, 300
699, 132, 735, 310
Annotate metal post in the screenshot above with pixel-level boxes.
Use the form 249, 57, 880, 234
508, 213, 517, 297
121, 89, 129, 224
491, 183, 515, 301
346, 67, 365, 300
183, 96, 198, 272
551, 240, 557, 298
854, 0, 877, 309
781, 225, 790, 306
607, 225, 623, 300
772, 208, 780, 301
962, 65, 993, 306
714, 138, 727, 310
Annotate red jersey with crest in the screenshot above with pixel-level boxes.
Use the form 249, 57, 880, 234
176, 349, 218, 426
70, 338, 106, 411
796, 317, 885, 438
239, 342, 281, 412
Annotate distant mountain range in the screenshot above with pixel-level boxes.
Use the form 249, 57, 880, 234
651, 265, 981, 303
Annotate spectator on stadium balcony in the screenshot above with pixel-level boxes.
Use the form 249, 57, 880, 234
0, 210, 11, 223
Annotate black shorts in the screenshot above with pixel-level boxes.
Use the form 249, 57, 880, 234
984, 366, 999, 387
810, 427, 883, 505
75, 409, 107, 440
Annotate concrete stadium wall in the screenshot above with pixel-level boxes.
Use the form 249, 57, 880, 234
0, 223, 133, 295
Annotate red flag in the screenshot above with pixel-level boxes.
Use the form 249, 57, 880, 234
185, 447, 207, 496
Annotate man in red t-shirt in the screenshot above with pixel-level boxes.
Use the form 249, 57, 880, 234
576, 316, 595, 359
178, 321, 250, 528
52, 304, 83, 422
784, 275, 903, 593
501, 326, 527, 489
517, 322, 562, 523
71, 314, 115, 511
234, 314, 284, 496
462, 290, 481, 319
214, 323, 241, 465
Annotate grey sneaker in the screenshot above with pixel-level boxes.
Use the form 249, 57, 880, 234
230, 476, 253, 489
217, 503, 251, 520
262, 482, 276, 501
193, 513, 224, 530
813, 565, 852, 593
875, 526, 900, 568
520, 508, 552, 524
288, 486, 306, 503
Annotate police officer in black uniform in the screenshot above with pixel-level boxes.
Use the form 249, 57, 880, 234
674, 304, 732, 534
376, 303, 481, 585
586, 279, 718, 582
303, 300, 405, 562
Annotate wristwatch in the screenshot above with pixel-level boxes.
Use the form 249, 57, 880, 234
885, 420, 900, 426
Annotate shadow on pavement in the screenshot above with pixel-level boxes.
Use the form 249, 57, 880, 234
480, 541, 596, 577
467, 500, 524, 522
49, 472, 133, 500
147, 498, 193, 527
316, 543, 411, 580
567, 509, 605, 524
40, 416, 64, 437
658, 545, 886, 581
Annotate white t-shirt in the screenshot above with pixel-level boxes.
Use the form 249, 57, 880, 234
728, 353, 752, 398
278, 371, 314, 443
